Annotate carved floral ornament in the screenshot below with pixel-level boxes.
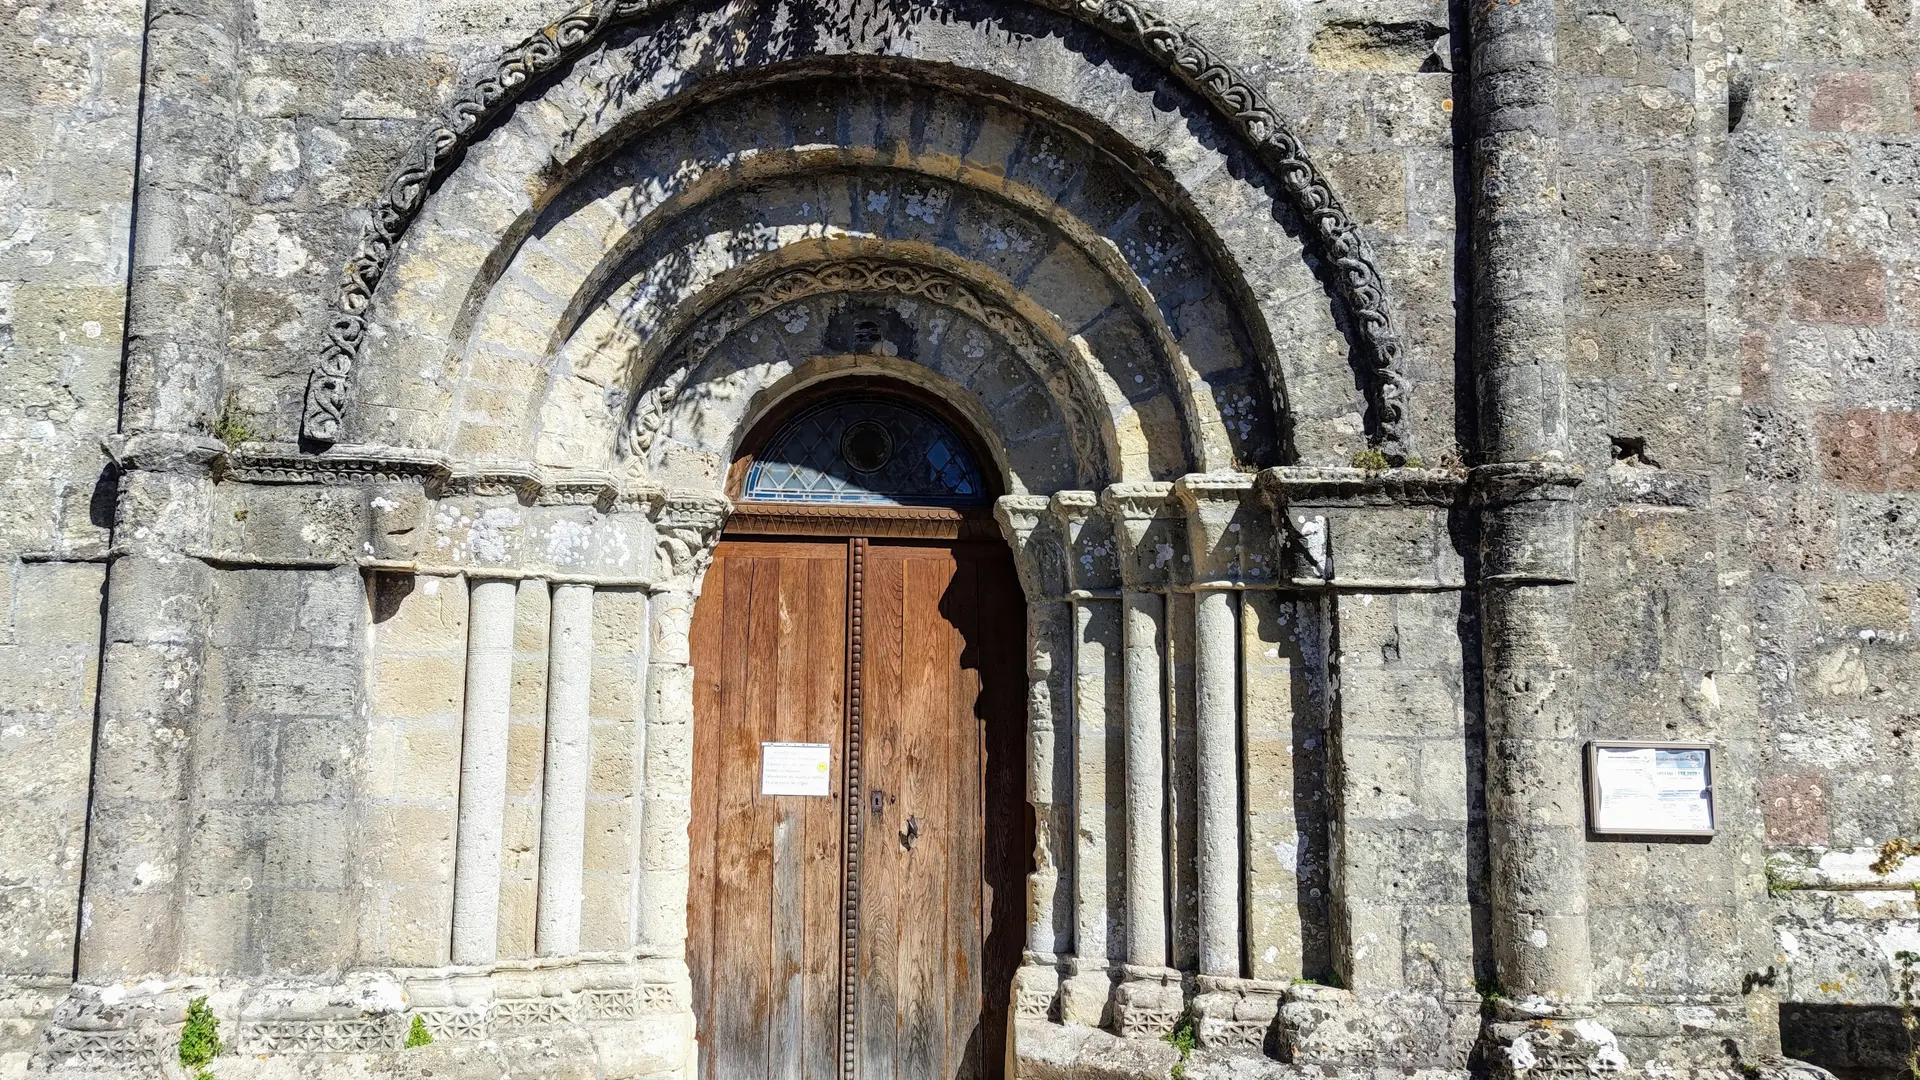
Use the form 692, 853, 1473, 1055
298, 0, 1416, 460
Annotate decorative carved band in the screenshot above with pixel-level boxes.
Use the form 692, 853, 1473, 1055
840, 537, 868, 1080
725, 502, 999, 540
298, 0, 1412, 458
625, 258, 1094, 464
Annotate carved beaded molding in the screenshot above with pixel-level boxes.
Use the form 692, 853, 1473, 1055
299, 0, 1416, 459
625, 257, 1109, 472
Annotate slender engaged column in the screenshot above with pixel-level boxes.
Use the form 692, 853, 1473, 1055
995, 497, 1073, 1021
536, 583, 594, 956
1051, 493, 1124, 1026
1103, 483, 1183, 1036
1175, 476, 1252, 981
1191, 586, 1241, 978
452, 578, 517, 965
1120, 588, 1166, 967
637, 493, 729, 961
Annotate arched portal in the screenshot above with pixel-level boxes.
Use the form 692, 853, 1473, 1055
687, 376, 1028, 1079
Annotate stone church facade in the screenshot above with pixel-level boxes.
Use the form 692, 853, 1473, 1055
2, 0, 1916, 1077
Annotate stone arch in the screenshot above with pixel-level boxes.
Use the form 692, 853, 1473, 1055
607, 251, 1115, 490
301, 0, 1418, 466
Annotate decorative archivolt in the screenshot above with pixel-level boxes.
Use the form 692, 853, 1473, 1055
624, 258, 1114, 479
298, 0, 1416, 459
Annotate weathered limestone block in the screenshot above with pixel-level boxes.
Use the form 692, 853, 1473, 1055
1276, 986, 1478, 1068
1011, 1017, 1183, 1080
1485, 1017, 1628, 1079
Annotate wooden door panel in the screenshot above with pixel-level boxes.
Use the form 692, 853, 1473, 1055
691, 536, 1024, 1080
690, 542, 848, 1080
854, 543, 1023, 1080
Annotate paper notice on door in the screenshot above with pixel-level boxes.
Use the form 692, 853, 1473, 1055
761, 742, 833, 797
1592, 744, 1713, 833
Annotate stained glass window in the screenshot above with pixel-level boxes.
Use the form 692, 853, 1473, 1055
742, 396, 987, 507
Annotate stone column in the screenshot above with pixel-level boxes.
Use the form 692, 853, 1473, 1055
636, 493, 728, 971
536, 582, 594, 956
1475, 466, 1589, 1014
451, 577, 517, 965
1470, 0, 1597, 1035
1103, 484, 1185, 1036
76, 434, 221, 982
1174, 476, 1250, 980
119, 0, 241, 436
1049, 492, 1124, 1026
994, 497, 1073, 1022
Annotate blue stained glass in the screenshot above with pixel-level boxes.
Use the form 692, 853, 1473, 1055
743, 397, 988, 507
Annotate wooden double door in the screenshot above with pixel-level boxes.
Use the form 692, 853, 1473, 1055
688, 535, 1027, 1080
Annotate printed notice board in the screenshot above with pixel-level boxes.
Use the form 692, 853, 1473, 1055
761, 742, 833, 797
1587, 741, 1715, 836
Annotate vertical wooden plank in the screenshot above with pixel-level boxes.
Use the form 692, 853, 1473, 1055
858, 546, 903, 1080
945, 553, 985, 1080
893, 549, 950, 1080
771, 809, 805, 1080
713, 556, 776, 1079
769, 558, 807, 1080
689, 554, 725, 1080
802, 554, 846, 1080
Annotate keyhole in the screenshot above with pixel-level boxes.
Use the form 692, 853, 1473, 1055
871, 789, 885, 818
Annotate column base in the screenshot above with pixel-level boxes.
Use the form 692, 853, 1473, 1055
1112, 966, 1185, 1038
1011, 958, 1065, 1023
1191, 974, 1282, 1052
1057, 959, 1115, 1029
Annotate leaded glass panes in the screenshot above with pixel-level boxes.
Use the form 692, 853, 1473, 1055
743, 397, 987, 506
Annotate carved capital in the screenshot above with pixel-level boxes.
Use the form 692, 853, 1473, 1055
1047, 491, 1119, 594
994, 495, 1067, 602
1172, 473, 1262, 586
1099, 482, 1180, 589
651, 491, 731, 589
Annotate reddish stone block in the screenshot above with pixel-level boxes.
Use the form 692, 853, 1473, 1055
1808, 71, 1915, 133
1888, 410, 1920, 491
1819, 408, 1920, 491
1790, 259, 1887, 325
1819, 410, 1884, 491
1759, 773, 1829, 847
1810, 73, 1874, 131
